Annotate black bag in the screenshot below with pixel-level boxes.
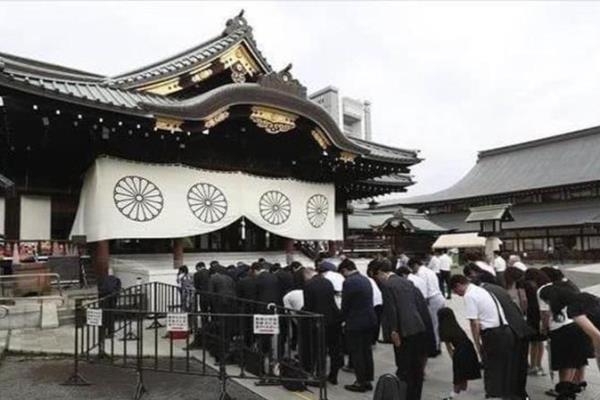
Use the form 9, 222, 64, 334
242, 347, 265, 377
279, 357, 307, 392
373, 373, 407, 400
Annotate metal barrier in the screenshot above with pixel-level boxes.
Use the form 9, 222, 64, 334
63, 281, 328, 400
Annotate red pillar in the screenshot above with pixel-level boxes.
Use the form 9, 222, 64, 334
173, 238, 184, 269
285, 238, 295, 265
328, 240, 337, 257
93, 240, 110, 280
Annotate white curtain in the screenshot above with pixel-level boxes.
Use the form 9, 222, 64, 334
20, 195, 51, 240
70, 157, 338, 242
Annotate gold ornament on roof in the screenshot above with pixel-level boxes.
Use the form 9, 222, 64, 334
155, 117, 183, 133
204, 108, 230, 129
250, 106, 298, 134
339, 151, 357, 162
311, 128, 332, 149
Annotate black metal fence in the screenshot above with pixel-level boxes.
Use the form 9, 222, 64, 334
62, 281, 328, 400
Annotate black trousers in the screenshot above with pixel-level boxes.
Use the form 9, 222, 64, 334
439, 270, 452, 299
346, 330, 374, 383
300, 322, 343, 378
394, 332, 428, 400
481, 326, 517, 399
372, 305, 383, 344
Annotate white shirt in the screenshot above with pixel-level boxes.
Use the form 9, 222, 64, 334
323, 270, 344, 292
416, 265, 442, 299
283, 289, 304, 311
439, 254, 452, 272
493, 256, 506, 273
427, 255, 441, 274
537, 283, 572, 331
476, 261, 496, 276
368, 277, 383, 306
408, 273, 428, 298
513, 261, 527, 272
464, 284, 506, 330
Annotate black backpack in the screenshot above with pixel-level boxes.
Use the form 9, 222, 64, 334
279, 358, 307, 392
373, 373, 406, 400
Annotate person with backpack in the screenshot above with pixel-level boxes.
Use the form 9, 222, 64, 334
437, 307, 481, 400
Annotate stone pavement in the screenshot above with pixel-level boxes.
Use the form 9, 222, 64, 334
0, 355, 264, 400
3, 262, 600, 400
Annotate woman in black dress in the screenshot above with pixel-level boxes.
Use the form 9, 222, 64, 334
522, 268, 551, 376
540, 285, 600, 372
438, 307, 481, 400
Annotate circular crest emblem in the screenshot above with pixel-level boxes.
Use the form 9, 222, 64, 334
113, 176, 164, 222
306, 194, 329, 228
259, 190, 291, 225
187, 183, 228, 224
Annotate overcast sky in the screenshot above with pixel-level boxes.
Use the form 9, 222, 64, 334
2, 1, 600, 198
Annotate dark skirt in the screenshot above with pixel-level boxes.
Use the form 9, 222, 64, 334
452, 340, 482, 384
549, 324, 590, 370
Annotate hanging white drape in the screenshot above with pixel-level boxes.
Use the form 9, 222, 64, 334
70, 157, 337, 242
20, 195, 51, 240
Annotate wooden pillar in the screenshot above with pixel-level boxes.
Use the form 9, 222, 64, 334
173, 238, 184, 269
93, 240, 110, 281
284, 238, 295, 265
328, 240, 337, 257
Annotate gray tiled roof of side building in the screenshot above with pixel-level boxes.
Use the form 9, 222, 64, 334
400, 125, 600, 205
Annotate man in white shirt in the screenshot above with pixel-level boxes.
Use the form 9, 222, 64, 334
450, 274, 516, 400
320, 260, 344, 309
438, 249, 453, 299
427, 252, 441, 275
509, 255, 527, 272
411, 258, 445, 354
493, 251, 507, 287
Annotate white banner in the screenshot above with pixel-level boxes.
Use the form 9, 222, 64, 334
70, 157, 337, 242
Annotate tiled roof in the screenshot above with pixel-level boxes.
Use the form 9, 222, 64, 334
107, 12, 272, 88
402, 125, 600, 205
348, 136, 421, 164
0, 69, 178, 114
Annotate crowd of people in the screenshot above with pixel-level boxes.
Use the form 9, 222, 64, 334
169, 250, 600, 400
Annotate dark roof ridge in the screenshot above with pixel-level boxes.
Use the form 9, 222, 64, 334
350, 136, 420, 157
478, 124, 600, 160
0, 51, 105, 81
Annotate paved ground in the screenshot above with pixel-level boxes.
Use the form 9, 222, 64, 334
2, 262, 600, 400
0, 355, 264, 400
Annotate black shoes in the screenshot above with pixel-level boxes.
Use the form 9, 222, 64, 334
344, 382, 372, 392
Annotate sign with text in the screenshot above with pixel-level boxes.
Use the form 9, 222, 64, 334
167, 313, 189, 332
86, 308, 102, 326
253, 314, 279, 335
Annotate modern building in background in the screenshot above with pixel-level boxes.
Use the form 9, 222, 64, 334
310, 86, 372, 141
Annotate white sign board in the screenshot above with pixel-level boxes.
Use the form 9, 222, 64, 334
253, 314, 279, 335
86, 308, 103, 326
167, 313, 189, 332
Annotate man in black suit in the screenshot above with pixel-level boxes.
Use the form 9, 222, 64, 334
236, 268, 258, 347
251, 262, 281, 358
339, 259, 376, 392
302, 266, 343, 385
194, 262, 211, 313
375, 260, 430, 400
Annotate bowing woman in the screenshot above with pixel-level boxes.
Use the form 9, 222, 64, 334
539, 285, 600, 371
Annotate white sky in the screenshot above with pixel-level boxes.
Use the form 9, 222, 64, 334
2, 1, 600, 198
